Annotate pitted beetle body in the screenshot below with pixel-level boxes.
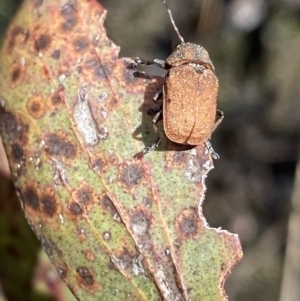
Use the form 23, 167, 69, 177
134, 2, 224, 159
166, 42, 214, 71
163, 63, 218, 145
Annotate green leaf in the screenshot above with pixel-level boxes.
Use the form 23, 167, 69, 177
0, 0, 242, 300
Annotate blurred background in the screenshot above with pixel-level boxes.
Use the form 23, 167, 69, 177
1, 0, 300, 300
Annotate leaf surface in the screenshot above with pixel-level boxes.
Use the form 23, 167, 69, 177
0, 0, 242, 300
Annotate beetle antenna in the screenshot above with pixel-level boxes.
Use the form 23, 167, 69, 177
161, 0, 185, 43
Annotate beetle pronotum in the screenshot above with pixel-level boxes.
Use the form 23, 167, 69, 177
135, 0, 224, 159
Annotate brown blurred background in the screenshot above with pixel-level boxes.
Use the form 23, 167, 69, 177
1, 0, 300, 300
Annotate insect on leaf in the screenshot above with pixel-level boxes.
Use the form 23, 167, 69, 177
0, 0, 243, 300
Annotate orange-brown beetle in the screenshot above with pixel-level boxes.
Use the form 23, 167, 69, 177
135, 0, 223, 159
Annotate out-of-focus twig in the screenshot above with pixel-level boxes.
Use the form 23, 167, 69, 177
280, 149, 300, 301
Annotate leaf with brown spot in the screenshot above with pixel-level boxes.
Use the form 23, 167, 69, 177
0, 1, 242, 301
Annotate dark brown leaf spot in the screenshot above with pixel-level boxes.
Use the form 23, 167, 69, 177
60, 3, 78, 31
51, 50, 60, 59
51, 93, 63, 105
60, 2, 77, 16
58, 84, 65, 92
35, 34, 51, 51
61, 18, 78, 31
34, 0, 44, 7
0, 107, 28, 142
85, 59, 111, 79
121, 164, 144, 188
101, 194, 120, 221
76, 186, 92, 204
11, 142, 23, 162
130, 210, 150, 235
176, 207, 202, 240
116, 249, 134, 271
76, 266, 94, 286
69, 202, 82, 215
142, 197, 152, 208
41, 195, 57, 217
7, 26, 29, 52
74, 37, 89, 52
23, 187, 39, 210
91, 157, 105, 173
122, 63, 138, 85
11, 68, 21, 82
56, 267, 67, 278
45, 133, 76, 160
27, 97, 45, 119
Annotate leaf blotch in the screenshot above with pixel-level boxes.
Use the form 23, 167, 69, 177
121, 164, 144, 188
35, 34, 52, 51
7, 26, 29, 52
85, 59, 112, 79
34, 0, 44, 8
51, 93, 63, 106
176, 207, 202, 240
75, 185, 93, 204
51, 50, 60, 59
69, 202, 82, 216
45, 133, 76, 160
73, 37, 89, 52
83, 250, 96, 262
130, 210, 151, 236
76, 266, 94, 286
0, 107, 28, 142
11, 68, 21, 82
60, 2, 78, 31
41, 195, 57, 217
101, 194, 120, 221
11, 142, 24, 162
27, 96, 45, 119
22, 187, 40, 210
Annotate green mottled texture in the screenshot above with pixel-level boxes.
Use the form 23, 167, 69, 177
0, 0, 242, 300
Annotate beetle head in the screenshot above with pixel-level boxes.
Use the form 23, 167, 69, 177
166, 42, 215, 71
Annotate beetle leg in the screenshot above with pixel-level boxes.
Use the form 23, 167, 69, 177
152, 109, 163, 126
205, 140, 220, 160
205, 110, 224, 159
153, 89, 163, 103
212, 109, 224, 132
142, 109, 163, 155
143, 136, 161, 155
135, 57, 169, 69
147, 104, 162, 116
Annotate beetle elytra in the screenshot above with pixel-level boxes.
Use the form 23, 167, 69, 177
135, 0, 224, 159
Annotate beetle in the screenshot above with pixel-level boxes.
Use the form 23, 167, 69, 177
135, 0, 223, 159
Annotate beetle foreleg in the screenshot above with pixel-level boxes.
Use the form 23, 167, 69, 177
205, 140, 220, 160
135, 57, 169, 69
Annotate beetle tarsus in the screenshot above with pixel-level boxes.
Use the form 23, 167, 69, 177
205, 140, 220, 159
153, 89, 163, 103
135, 57, 167, 69
152, 109, 163, 125
143, 136, 161, 155
147, 107, 161, 116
